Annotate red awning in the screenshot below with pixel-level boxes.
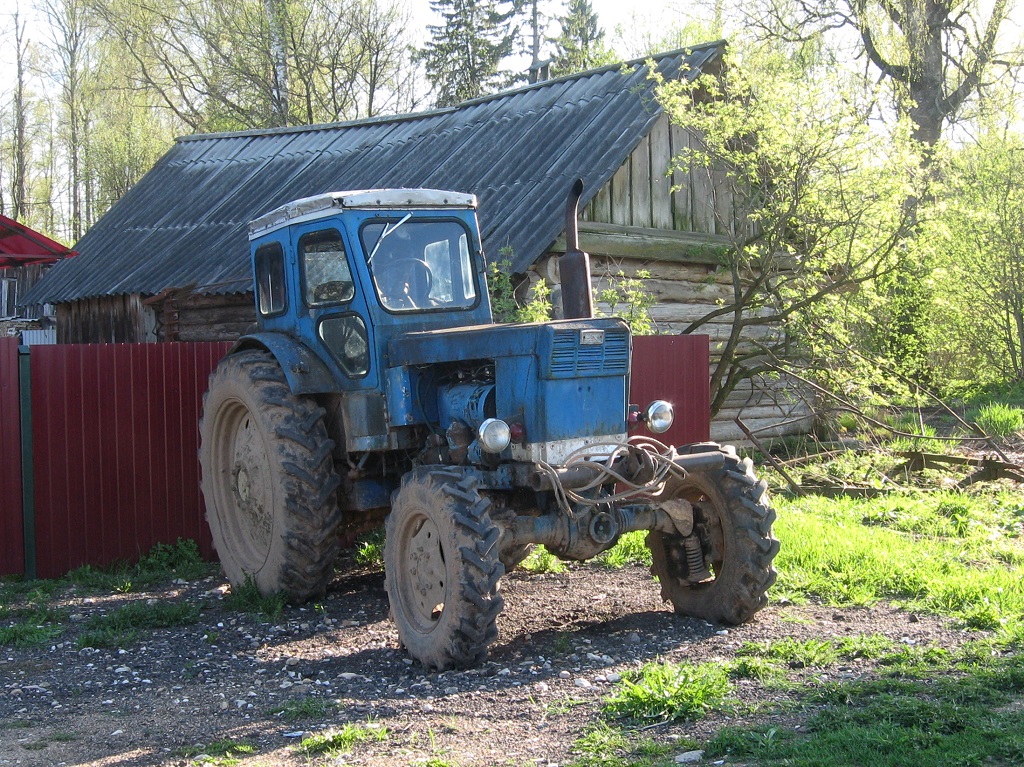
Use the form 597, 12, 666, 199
0, 215, 77, 268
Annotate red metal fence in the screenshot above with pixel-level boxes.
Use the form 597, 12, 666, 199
631, 335, 710, 447
1, 342, 229, 578
0, 335, 708, 579
1, 338, 24, 576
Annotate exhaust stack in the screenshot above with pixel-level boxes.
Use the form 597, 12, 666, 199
560, 179, 594, 319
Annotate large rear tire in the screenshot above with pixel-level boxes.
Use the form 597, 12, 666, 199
647, 445, 779, 625
199, 350, 342, 602
384, 468, 505, 670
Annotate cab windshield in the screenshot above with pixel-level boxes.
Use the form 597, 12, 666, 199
361, 218, 478, 312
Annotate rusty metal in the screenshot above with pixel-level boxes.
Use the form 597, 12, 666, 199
560, 178, 594, 320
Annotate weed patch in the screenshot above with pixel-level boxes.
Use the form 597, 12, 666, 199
223, 577, 286, 619
595, 531, 652, 569
296, 722, 387, 755
603, 661, 731, 722
520, 546, 567, 574
77, 600, 200, 648
354, 529, 385, 568
567, 722, 686, 767
271, 697, 337, 721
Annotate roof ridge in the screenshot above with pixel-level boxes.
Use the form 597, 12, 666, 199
176, 41, 725, 144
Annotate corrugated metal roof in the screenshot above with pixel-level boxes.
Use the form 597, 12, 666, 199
24, 43, 723, 305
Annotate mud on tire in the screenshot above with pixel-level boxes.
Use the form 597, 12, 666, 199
199, 350, 342, 602
647, 444, 779, 625
384, 468, 505, 670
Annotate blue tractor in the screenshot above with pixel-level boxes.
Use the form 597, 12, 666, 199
198, 184, 779, 670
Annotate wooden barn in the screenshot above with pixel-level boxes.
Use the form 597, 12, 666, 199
22, 42, 813, 442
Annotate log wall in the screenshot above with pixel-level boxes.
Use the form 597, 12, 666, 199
156, 292, 256, 342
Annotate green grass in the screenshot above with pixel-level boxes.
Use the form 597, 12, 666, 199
602, 661, 731, 722
176, 737, 255, 764
736, 635, 896, 668
77, 600, 201, 648
222, 576, 286, 619
66, 539, 209, 593
520, 545, 567, 573
354, 528, 386, 568
974, 402, 1024, 438
565, 723, 686, 767
0, 601, 69, 648
595, 531, 652, 569
271, 697, 337, 721
296, 722, 387, 755
706, 654, 1024, 767
771, 491, 1024, 630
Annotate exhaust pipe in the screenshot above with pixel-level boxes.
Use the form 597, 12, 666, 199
560, 178, 594, 319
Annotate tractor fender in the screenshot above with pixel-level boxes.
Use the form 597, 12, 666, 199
230, 332, 339, 394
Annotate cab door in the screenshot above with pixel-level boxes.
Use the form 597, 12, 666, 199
290, 221, 378, 394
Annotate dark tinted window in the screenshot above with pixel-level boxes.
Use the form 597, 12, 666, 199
319, 315, 369, 377
254, 242, 286, 316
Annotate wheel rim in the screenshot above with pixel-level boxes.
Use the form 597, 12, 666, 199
210, 398, 275, 573
396, 510, 448, 633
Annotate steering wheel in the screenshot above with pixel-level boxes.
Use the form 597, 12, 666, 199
378, 259, 433, 309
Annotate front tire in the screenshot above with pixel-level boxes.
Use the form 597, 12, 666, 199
647, 445, 779, 625
199, 350, 342, 602
384, 468, 505, 670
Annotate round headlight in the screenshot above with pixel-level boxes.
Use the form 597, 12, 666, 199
478, 418, 512, 453
644, 400, 674, 434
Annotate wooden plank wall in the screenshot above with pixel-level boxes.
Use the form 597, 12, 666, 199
584, 115, 738, 238
56, 295, 157, 344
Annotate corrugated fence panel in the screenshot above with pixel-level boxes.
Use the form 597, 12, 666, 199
0, 337, 24, 575
630, 335, 710, 446
29, 342, 229, 578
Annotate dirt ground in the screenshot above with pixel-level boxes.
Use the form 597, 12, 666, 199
0, 557, 977, 767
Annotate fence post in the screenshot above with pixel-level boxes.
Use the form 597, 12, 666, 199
19, 345, 35, 580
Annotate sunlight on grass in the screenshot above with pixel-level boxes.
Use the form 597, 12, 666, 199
772, 491, 1024, 630
602, 661, 731, 722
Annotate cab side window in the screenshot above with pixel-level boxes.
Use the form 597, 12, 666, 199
301, 230, 354, 306
255, 242, 286, 316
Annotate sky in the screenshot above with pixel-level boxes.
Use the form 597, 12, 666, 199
0, 0, 679, 99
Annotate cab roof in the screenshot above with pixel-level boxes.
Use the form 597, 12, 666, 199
248, 189, 478, 239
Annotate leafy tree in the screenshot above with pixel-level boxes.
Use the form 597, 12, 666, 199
420, 0, 524, 107
92, 0, 416, 132
925, 133, 1024, 385
749, 0, 1019, 148
550, 0, 614, 76
653, 46, 927, 414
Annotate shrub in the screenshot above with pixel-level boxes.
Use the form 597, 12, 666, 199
974, 403, 1024, 439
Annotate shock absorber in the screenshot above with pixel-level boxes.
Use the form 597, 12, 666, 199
682, 535, 712, 583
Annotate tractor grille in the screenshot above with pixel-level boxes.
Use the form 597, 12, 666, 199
548, 328, 630, 378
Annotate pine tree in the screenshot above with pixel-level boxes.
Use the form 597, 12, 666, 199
550, 0, 612, 76
420, 0, 522, 107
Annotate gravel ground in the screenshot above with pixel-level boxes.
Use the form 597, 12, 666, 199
0, 558, 978, 767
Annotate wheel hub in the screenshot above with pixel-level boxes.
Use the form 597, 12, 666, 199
228, 414, 273, 550
407, 517, 445, 622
